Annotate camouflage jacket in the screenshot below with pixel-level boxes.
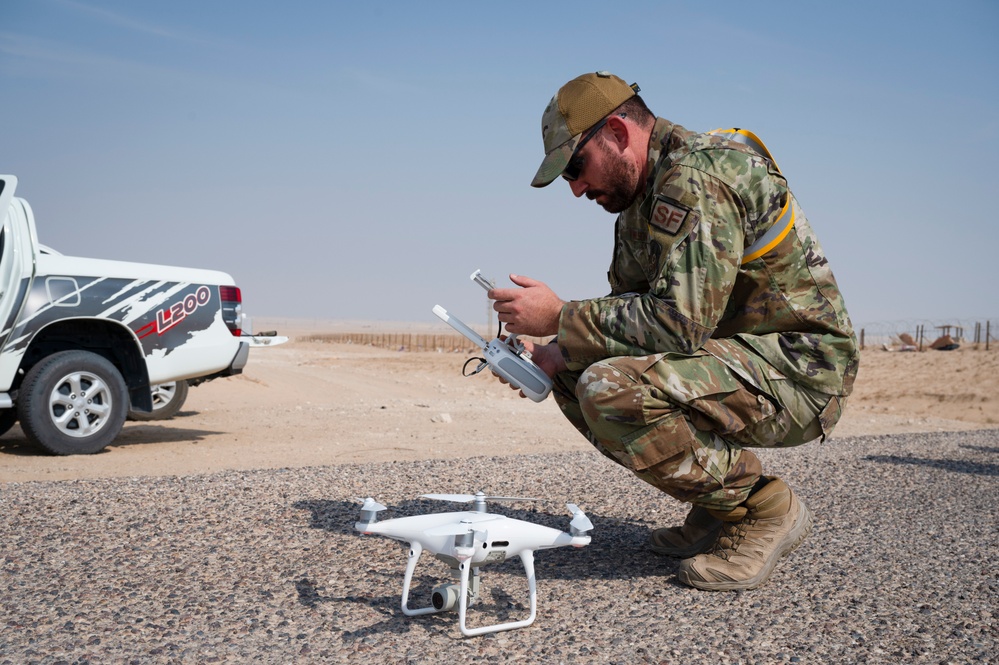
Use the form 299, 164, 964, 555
557, 118, 858, 396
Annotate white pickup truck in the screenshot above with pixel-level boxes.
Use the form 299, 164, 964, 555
1, 174, 263, 455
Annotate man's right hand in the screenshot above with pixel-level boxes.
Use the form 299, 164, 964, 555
489, 274, 564, 337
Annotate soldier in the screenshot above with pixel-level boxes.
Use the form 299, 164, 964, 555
489, 72, 858, 591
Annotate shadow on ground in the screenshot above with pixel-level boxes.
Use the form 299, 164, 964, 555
293, 497, 680, 585
864, 453, 999, 476
0, 418, 224, 457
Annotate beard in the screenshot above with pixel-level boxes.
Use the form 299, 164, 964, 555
586, 142, 641, 213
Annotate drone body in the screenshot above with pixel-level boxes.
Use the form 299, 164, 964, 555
354, 492, 593, 637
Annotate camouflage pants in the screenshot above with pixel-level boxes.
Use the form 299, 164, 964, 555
554, 338, 839, 512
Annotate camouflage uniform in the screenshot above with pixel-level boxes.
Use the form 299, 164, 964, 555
553, 118, 858, 512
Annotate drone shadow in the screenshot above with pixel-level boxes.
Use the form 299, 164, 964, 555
291, 497, 689, 641
292, 497, 681, 583
293, 576, 444, 641
295, 562, 592, 643
296, 570, 576, 642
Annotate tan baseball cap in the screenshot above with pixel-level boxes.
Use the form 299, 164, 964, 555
531, 71, 640, 188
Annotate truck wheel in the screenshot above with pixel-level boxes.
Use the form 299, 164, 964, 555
128, 380, 189, 421
0, 409, 17, 437
17, 350, 129, 455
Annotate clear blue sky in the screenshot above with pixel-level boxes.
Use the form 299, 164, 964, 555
2, 0, 997, 331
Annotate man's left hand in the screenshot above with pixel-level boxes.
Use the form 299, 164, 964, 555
491, 338, 566, 398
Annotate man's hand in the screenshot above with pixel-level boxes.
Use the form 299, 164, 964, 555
523, 339, 567, 377
489, 274, 564, 337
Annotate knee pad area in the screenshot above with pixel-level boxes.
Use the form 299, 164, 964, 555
575, 361, 660, 434
577, 360, 638, 403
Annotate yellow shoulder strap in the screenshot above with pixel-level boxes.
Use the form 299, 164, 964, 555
708, 128, 793, 263
708, 127, 781, 173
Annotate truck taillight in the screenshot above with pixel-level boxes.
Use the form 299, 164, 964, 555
219, 285, 242, 337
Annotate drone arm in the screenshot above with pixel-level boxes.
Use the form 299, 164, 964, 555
400, 542, 438, 617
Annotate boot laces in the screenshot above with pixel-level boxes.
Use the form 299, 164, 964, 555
709, 518, 757, 560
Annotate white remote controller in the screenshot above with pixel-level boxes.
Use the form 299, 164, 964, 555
433, 305, 553, 403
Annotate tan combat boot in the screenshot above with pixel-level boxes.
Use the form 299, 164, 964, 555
648, 504, 723, 558
676, 478, 812, 591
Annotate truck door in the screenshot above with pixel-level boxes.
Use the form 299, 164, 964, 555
0, 175, 34, 356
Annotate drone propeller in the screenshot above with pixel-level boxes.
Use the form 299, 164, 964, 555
566, 503, 593, 536
421, 492, 538, 503
356, 497, 388, 524
422, 491, 539, 514
357, 497, 387, 512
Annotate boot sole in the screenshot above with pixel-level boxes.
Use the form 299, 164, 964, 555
677, 500, 813, 591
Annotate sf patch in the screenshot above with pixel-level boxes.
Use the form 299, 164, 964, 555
650, 195, 691, 235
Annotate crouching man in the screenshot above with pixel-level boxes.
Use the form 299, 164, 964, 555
490, 72, 858, 590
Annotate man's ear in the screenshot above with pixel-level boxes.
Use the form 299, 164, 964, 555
604, 115, 631, 151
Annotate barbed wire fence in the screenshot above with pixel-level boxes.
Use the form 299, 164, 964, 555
298, 331, 554, 353
857, 318, 997, 351
293, 320, 997, 353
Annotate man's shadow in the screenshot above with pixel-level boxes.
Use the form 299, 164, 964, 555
864, 453, 999, 476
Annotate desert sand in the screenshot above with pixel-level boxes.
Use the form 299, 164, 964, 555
1, 321, 996, 483
2, 322, 997, 662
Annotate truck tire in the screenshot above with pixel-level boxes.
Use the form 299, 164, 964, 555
0, 409, 17, 437
128, 380, 189, 421
17, 350, 129, 455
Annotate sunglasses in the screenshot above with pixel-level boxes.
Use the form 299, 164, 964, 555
561, 113, 626, 182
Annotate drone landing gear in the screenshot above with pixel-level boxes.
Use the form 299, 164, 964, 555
399, 542, 538, 637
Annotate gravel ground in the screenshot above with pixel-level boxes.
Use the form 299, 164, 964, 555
1, 430, 997, 664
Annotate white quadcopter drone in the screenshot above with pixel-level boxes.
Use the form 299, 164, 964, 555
355, 491, 593, 636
